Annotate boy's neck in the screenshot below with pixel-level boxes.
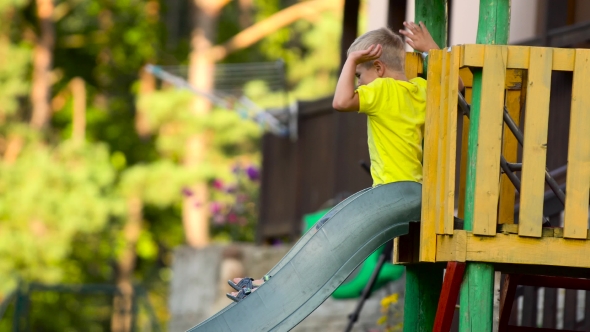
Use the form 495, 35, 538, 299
385, 70, 408, 82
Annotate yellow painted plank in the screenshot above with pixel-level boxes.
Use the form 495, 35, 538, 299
506, 45, 531, 69
419, 49, 443, 262
436, 231, 467, 262
439, 232, 590, 269
442, 46, 460, 235
498, 70, 524, 224
553, 48, 576, 71
460, 44, 485, 68
435, 50, 451, 235
461, 45, 575, 71
460, 67, 473, 88
504, 69, 525, 90
507, 47, 574, 71
563, 49, 590, 239
405, 52, 420, 79
472, 45, 507, 236
393, 237, 400, 263
518, 48, 553, 238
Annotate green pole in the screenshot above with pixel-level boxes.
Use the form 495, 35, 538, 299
415, 0, 447, 75
401, 2, 447, 331
460, 1, 510, 331
403, 264, 443, 332
415, 0, 447, 49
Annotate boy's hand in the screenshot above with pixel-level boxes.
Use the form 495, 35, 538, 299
348, 44, 382, 65
399, 21, 439, 52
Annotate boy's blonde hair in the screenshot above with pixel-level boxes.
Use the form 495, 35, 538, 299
347, 27, 405, 72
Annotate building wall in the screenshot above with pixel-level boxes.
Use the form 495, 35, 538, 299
448, 0, 539, 45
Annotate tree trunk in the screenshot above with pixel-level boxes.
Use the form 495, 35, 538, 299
111, 196, 143, 332
182, 0, 229, 248
238, 0, 253, 29
135, 2, 159, 139
30, 0, 55, 130
70, 77, 86, 142
3, 135, 24, 164
135, 68, 156, 138
181, 0, 340, 247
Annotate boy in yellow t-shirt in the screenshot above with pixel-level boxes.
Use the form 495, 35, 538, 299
226, 22, 458, 302
333, 22, 459, 186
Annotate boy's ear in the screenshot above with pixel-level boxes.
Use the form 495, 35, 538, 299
374, 60, 386, 77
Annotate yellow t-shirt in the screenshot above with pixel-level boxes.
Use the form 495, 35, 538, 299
356, 77, 427, 186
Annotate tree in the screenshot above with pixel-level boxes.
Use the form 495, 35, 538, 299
182, 0, 342, 248
30, 0, 54, 130
0, 0, 345, 329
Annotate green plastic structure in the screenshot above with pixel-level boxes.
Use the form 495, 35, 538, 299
186, 181, 421, 332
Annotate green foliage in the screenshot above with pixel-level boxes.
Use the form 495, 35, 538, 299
0, 41, 30, 117
0, 138, 116, 292
0, 0, 344, 329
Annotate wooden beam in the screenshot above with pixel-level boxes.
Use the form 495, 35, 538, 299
420, 49, 444, 262
433, 262, 466, 332
563, 49, 590, 239
472, 45, 507, 236
415, 0, 447, 49
403, 264, 444, 332
436, 231, 590, 269
460, 2, 511, 330
460, 45, 576, 71
498, 274, 520, 331
498, 70, 524, 225
340, 0, 360, 67
518, 47, 553, 238
434, 50, 457, 234
458, 263, 495, 332
505, 326, 579, 332
442, 47, 460, 235
517, 274, 590, 291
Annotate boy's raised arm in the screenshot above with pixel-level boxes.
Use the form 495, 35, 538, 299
399, 21, 464, 91
332, 44, 382, 112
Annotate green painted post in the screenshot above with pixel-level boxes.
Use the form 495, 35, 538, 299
460, 1, 511, 331
401, 2, 447, 331
415, 0, 447, 49
415, 0, 447, 75
403, 264, 443, 332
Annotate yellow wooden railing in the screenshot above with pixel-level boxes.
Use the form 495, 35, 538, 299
398, 45, 590, 268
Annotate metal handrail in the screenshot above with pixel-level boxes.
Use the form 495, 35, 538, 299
457, 93, 566, 226
457, 93, 566, 206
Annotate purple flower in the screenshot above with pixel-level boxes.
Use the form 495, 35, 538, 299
224, 184, 237, 193
181, 187, 194, 197
246, 165, 260, 181
213, 214, 225, 225
210, 202, 222, 214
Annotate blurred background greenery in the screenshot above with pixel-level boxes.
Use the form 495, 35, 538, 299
0, 0, 350, 329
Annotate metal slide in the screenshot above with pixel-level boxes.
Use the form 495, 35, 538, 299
186, 181, 422, 332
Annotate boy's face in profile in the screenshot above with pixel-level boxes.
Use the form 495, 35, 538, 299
355, 63, 379, 86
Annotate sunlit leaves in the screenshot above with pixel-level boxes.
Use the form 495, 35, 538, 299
0, 139, 116, 292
